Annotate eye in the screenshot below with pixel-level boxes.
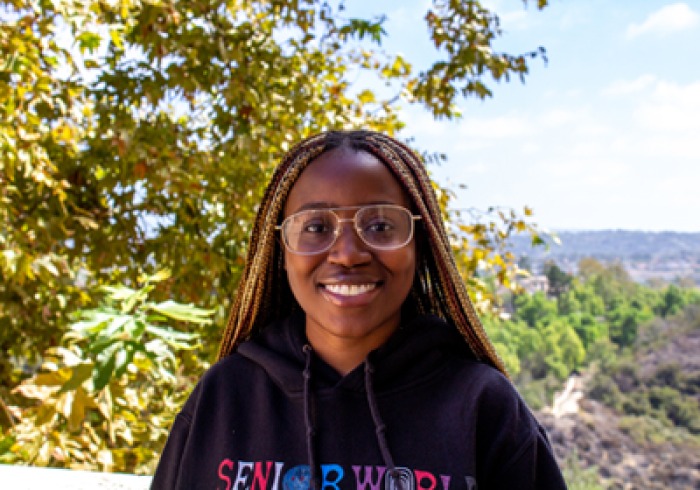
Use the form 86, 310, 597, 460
301, 218, 332, 234
365, 219, 395, 233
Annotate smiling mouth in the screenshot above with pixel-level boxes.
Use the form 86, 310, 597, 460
323, 283, 378, 297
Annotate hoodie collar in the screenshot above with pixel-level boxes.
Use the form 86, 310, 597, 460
237, 311, 472, 395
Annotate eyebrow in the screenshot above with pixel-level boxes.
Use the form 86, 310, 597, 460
290, 201, 399, 214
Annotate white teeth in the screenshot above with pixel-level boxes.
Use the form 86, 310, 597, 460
324, 284, 377, 296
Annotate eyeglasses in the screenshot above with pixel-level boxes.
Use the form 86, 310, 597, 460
277, 205, 421, 255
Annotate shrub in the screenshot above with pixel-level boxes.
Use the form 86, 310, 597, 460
4, 272, 212, 473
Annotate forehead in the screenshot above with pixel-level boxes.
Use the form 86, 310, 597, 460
284, 148, 410, 215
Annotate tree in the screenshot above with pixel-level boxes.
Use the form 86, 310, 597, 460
657, 284, 685, 317
4, 1, 553, 471
543, 260, 572, 298
7, 271, 212, 472
1, 0, 550, 387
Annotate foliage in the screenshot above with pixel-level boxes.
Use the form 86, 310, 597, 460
483, 261, 700, 487
484, 259, 700, 407
543, 261, 571, 298
586, 303, 700, 443
3, 271, 211, 473
0, 0, 556, 473
560, 450, 605, 490
617, 415, 700, 447
440, 187, 545, 310
1, 0, 550, 392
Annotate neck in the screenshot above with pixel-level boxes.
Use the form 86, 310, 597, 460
307, 340, 369, 376
305, 326, 398, 376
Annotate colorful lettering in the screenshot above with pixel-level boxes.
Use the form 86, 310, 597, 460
271, 462, 285, 490
385, 468, 414, 490
320, 464, 344, 490
218, 459, 235, 490
464, 476, 478, 490
214, 460, 476, 490
439, 475, 451, 490
283, 464, 312, 490
251, 461, 275, 490
234, 461, 254, 490
352, 465, 387, 490
414, 470, 436, 490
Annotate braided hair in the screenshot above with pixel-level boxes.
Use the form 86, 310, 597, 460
218, 130, 506, 375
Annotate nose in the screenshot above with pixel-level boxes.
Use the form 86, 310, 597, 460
327, 222, 371, 267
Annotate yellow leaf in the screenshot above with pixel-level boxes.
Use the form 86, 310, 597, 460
357, 89, 376, 104
35, 370, 69, 386
68, 387, 97, 432
97, 386, 113, 422
13, 382, 58, 401
97, 449, 114, 471
51, 124, 73, 141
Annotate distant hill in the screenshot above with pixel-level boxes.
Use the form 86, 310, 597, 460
509, 230, 700, 285
537, 305, 700, 489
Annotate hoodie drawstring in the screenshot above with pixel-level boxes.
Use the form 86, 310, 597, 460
302, 347, 400, 490
302, 345, 320, 490
365, 359, 400, 486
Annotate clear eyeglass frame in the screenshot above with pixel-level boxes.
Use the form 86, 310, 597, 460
276, 204, 421, 255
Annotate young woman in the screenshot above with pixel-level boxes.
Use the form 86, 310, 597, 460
151, 130, 567, 489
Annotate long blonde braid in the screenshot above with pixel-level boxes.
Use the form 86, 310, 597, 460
218, 130, 506, 375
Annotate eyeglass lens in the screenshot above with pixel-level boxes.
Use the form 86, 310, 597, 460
282, 206, 414, 254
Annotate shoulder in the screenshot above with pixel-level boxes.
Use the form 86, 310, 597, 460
444, 358, 539, 438
449, 362, 565, 486
446, 356, 519, 402
201, 351, 257, 382
178, 352, 262, 413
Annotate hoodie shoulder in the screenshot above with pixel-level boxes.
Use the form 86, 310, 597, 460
452, 362, 565, 488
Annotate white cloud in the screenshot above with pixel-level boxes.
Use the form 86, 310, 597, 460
538, 157, 629, 187
626, 3, 699, 39
499, 9, 530, 30
387, 0, 431, 23
457, 114, 533, 139
521, 142, 541, 154
635, 80, 700, 133
659, 176, 700, 206
461, 162, 488, 175
539, 108, 587, 127
602, 75, 657, 96
400, 107, 447, 138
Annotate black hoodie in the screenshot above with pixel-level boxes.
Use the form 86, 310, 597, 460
151, 313, 567, 489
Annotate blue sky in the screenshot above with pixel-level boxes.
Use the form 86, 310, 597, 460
348, 1, 700, 232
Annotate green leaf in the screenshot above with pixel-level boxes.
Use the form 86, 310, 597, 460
60, 363, 94, 392
76, 32, 102, 54
145, 324, 199, 343
113, 345, 134, 378
70, 315, 113, 335
148, 300, 214, 324
93, 354, 116, 391
100, 285, 139, 301
146, 269, 172, 283
72, 312, 133, 340
88, 336, 118, 356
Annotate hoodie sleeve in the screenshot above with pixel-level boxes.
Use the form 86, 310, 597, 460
150, 409, 194, 489
475, 369, 567, 489
489, 422, 567, 489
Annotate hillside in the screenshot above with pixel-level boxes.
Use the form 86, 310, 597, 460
510, 230, 700, 284
535, 305, 700, 489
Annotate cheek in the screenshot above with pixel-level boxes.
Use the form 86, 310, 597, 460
384, 247, 417, 289
283, 253, 318, 291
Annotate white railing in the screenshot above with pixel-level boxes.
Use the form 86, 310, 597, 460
0, 465, 152, 490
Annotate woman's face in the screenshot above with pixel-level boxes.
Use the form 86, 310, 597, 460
283, 148, 417, 365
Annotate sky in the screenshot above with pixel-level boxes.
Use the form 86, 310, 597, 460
347, 1, 700, 232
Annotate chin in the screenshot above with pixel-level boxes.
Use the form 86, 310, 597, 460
319, 312, 400, 340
